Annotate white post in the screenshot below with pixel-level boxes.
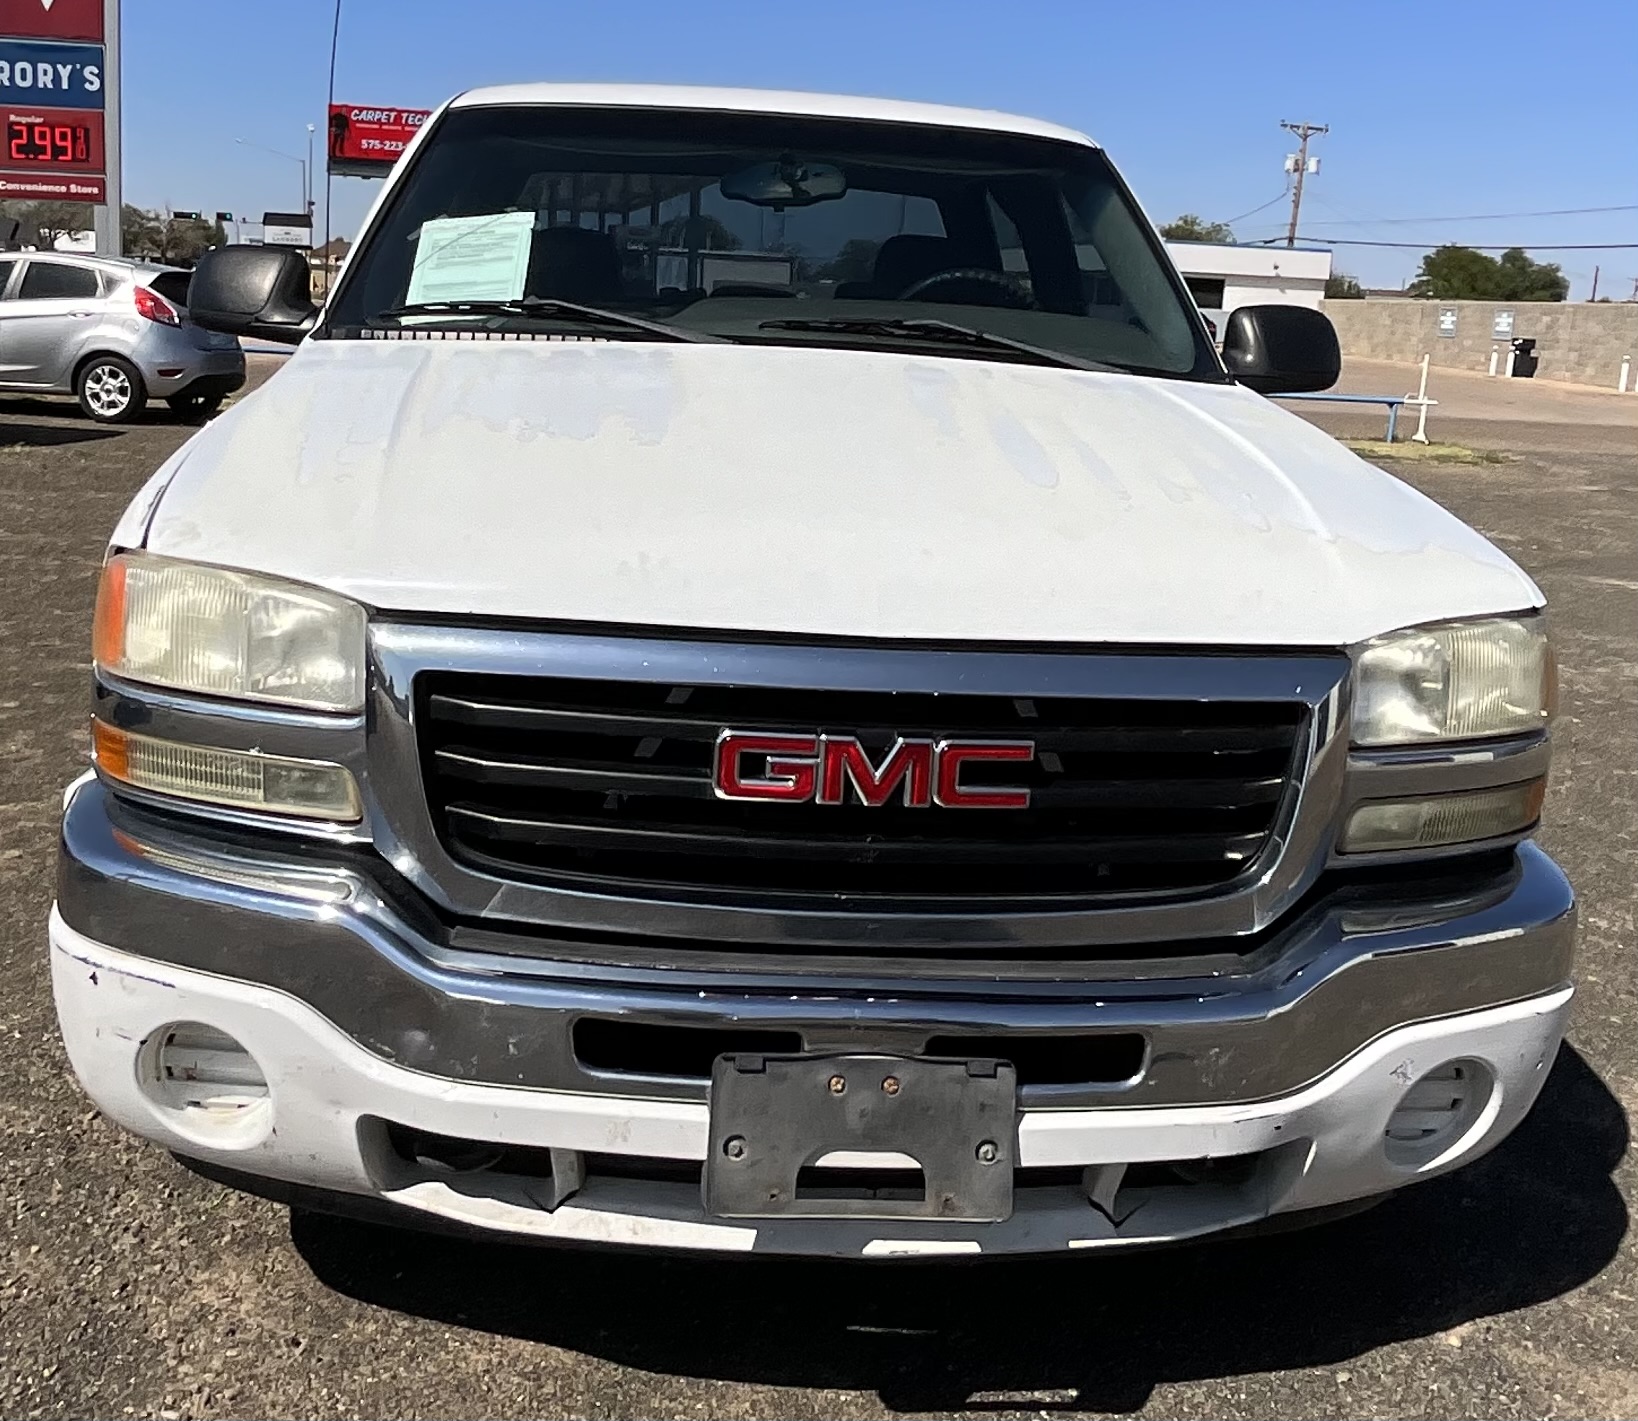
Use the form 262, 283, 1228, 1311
1412, 354, 1432, 444
1621, 356, 1632, 394
1504, 346, 1517, 378
1488, 345, 1500, 377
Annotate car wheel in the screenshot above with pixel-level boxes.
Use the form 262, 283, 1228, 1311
77, 356, 145, 424
166, 392, 225, 420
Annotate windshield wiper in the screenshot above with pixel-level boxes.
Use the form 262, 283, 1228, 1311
756, 316, 1117, 372
372, 297, 726, 343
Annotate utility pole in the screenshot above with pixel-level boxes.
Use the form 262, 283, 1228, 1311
1281, 120, 1328, 248
1588, 265, 1599, 302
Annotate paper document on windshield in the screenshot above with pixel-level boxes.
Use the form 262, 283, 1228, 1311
406, 211, 534, 306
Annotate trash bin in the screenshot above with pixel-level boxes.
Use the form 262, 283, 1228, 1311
1510, 337, 1539, 378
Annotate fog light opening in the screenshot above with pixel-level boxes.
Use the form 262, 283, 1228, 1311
139, 1022, 272, 1148
1384, 1058, 1494, 1170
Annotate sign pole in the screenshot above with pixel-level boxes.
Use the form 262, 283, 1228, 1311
92, 0, 120, 254
0, 0, 114, 224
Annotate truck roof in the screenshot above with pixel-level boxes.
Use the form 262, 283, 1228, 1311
448, 82, 1098, 149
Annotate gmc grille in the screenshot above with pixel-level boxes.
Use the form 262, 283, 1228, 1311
416, 673, 1307, 906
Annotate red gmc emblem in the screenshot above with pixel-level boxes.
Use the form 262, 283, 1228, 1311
713, 731, 1034, 809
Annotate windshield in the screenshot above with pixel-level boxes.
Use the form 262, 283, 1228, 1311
325, 104, 1220, 379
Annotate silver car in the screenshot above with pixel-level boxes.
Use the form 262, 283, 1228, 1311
0, 252, 246, 423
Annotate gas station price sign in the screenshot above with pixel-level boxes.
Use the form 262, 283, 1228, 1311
5, 106, 102, 169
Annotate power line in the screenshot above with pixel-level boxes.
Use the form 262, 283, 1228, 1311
1217, 190, 1290, 226
1293, 204, 1638, 226
1281, 238, 1638, 250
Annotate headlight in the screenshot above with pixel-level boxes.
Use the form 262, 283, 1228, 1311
93, 552, 365, 712
1352, 616, 1553, 747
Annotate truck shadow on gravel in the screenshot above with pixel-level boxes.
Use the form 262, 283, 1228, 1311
292, 1044, 1626, 1414
0, 420, 126, 447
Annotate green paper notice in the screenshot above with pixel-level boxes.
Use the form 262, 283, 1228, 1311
406, 211, 535, 305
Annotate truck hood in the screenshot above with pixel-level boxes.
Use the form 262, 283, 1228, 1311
142, 340, 1539, 646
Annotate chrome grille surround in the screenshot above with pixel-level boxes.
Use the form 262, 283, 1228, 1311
365, 624, 1354, 953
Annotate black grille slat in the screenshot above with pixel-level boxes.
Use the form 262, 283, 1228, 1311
435, 745, 1281, 812
418, 671, 1306, 905
434, 747, 715, 797
446, 804, 1268, 865
1005, 775, 1285, 810
427, 692, 1297, 754
429, 693, 727, 742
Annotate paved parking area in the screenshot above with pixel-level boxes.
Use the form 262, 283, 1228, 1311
1, 358, 1634, 1419
1281, 355, 1638, 455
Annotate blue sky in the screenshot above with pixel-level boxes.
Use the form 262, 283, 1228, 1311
124, 0, 1638, 299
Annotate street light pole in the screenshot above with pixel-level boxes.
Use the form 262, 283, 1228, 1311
235, 137, 309, 217
306, 123, 316, 216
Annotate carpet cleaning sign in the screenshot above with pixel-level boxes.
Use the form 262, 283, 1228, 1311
327, 103, 432, 175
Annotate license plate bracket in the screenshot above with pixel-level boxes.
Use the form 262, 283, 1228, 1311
703, 1054, 1017, 1221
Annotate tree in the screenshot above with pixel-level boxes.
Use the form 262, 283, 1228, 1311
121, 204, 163, 258
1159, 213, 1234, 244
1325, 270, 1363, 299
0, 198, 93, 249
24, 200, 92, 247
813, 237, 879, 283
159, 216, 215, 266
656, 214, 742, 251
1408, 244, 1567, 302
1493, 246, 1569, 302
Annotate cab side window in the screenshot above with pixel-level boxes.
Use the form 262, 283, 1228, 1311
0, 258, 17, 298
18, 262, 100, 300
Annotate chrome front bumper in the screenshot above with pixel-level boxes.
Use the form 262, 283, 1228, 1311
52, 778, 1576, 1254
57, 777, 1575, 1112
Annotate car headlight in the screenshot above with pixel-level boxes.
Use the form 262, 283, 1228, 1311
1352, 616, 1553, 747
93, 552, 366, 713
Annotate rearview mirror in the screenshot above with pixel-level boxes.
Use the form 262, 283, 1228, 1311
720, 156, 847, 209
187, 246, 317, 345
1221, 304, 1340, 394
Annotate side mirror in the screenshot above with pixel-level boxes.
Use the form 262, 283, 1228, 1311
1221, 304, 1340, 394
187, 246, 317, 345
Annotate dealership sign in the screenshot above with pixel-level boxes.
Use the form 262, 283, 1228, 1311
262, 209, 313, 247
327, 103, 431, 176
0, 1, 111, 209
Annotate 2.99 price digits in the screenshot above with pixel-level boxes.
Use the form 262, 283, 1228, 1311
7, 120, 90, 165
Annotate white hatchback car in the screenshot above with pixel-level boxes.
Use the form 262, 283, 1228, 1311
0, 253, 245, 422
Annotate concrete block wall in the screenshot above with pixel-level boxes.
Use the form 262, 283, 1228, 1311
1322, 300, 1638, 390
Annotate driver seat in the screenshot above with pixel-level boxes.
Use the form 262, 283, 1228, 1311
869, 234, 971, 298
833, 234, 980, 300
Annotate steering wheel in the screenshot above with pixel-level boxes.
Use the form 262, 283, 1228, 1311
896, 267, 1032, 308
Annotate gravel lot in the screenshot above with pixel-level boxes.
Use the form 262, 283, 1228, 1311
2, 358, 1634, 1420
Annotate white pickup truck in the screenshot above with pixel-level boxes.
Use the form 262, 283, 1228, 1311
50, 84, 1572, 1257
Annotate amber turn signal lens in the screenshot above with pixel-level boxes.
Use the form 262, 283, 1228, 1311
91, 556, 127, 669
1340, 779, 1546, 853
91, 718, 130, 781
90, 719, 362, 822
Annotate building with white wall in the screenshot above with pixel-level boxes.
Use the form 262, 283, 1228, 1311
1163, 241, 1332, 326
